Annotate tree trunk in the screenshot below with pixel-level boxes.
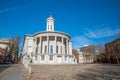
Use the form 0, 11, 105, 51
111, 46, 119, 64
109, 56, 111, 64
116, 56, 119, 64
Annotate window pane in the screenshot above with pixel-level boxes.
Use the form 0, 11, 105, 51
56, 46, 58, 53
41, 55, 44, 61
45, 46, 47, 53
65, 56, 67, 61
35, 56, 37, 61
50, 45, 53, 54
36, 47, 38, 54
49, 55, 53, 60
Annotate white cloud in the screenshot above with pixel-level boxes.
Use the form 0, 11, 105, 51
0, 1, 37, 14
72, 36, 93, 48
72, 25, 120, 49
0, 8, 11, 13
84, 26, 120, 38
0, 6, 24, 14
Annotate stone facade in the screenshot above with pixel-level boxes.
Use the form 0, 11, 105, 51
80, 45, 96, 63
22, 16, 77, 64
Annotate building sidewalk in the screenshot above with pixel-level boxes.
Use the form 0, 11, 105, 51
1, 64, 23, 80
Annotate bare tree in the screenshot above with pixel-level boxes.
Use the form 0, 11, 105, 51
95, 43, 114, 64
9, 36, 20, 63
95, 44, 104, 51
105, 38, 120, 64
95, 44, 106, 63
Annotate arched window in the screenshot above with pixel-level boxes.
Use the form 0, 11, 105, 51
51, 25, 52, 30
48, 24, 49, 30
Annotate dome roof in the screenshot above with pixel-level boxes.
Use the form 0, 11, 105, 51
47, 15, 55, 21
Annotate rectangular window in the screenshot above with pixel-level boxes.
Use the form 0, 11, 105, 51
36, 47, 38, 54
49, 55, 53, 61
56, 46, 58, 53
50, 45, 53, 54
35, 56, 37, 61
36, 37, 40, 46
61, 46, 62, 54
41, 55, 44, 61
45, 46, 47, 53
65, 56, 67, 61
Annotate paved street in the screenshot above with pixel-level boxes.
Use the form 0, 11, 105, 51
1, 64, 23, 80
22, 64, 120, 80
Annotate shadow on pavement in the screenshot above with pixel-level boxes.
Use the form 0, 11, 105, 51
74, 65, 120, 80
0, 64, 12, 73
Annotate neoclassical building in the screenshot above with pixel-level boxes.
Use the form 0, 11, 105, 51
22, 16, 77, 64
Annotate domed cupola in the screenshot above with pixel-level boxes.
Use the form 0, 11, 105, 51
46, 15, 55, 31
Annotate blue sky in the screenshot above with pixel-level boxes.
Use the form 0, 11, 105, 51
0, 0, 120, 49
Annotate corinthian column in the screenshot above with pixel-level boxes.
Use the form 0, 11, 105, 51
66, 39, 68, 54
39, 36, 42, 54
47, 36, 49, 54
67, 39, 69, 54
62, 37, 64, 54
69, 41, 72, 55
54, 36, 57, 54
